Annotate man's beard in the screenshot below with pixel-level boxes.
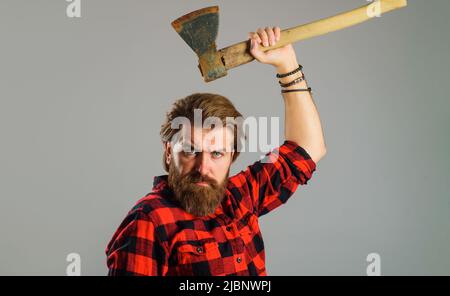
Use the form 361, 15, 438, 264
167, 162, 229, 217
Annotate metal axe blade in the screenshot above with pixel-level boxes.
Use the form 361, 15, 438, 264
171, 6, 226, 82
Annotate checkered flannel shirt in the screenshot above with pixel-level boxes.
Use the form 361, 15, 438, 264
106, 140, 316, 275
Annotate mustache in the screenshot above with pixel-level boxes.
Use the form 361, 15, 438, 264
186, 172, 217, 185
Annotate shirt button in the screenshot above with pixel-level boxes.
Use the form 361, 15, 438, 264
196, 247, 203, 254
236, 257, 242, 263
226, 226, 232, 232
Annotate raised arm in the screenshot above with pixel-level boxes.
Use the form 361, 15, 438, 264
249, 26, 327, 163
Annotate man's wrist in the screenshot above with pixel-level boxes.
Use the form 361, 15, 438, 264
275, 60, 309, 91
275, 60, 299, 75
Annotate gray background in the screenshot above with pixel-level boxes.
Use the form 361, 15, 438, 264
0, 0, 449, 275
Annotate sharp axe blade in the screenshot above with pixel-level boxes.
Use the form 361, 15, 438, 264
171, 6, 227, 82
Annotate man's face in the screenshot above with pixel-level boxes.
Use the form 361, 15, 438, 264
165, 125, 234, 217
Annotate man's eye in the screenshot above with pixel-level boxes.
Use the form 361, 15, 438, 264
183, 151, 197, 157
212, 151, 223, 158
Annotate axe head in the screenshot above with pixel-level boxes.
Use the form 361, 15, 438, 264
171, 6, 227, 82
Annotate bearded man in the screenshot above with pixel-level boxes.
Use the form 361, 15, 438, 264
105, 26, 327, 276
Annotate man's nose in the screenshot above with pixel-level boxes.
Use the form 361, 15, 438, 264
195, 152, 210, 175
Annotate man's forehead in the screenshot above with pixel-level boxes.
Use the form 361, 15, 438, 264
179, 126, 233, 149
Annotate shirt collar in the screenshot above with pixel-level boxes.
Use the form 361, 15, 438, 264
152, 174, 169, 191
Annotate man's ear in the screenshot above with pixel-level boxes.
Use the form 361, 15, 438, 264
164, 142, 172, 166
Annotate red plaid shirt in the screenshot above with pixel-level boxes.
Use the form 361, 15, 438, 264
105, 140, 316, 276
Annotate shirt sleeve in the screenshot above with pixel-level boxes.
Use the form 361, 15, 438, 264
105, 210, 168, 276
228, 140, 317, 217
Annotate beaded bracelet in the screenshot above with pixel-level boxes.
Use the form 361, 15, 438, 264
278, 75, 304, 88
276, 64, 303, 78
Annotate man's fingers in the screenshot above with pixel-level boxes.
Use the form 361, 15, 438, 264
249, 26, 283, 65
274, 27, 281, 42
255, 27, 279, 46
248, 32, 262, 44
257, 28, 269, 47
265, 27, 275, 46
249, 38, 267, 63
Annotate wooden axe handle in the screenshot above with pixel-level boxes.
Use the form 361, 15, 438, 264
220, 0, 407, 70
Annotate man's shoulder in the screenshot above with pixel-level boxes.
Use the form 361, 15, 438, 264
129, 191, 179, 224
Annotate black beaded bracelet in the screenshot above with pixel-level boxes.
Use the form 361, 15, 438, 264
276, 64, 303, 78
281, 87, 312, 94
278, 75, 304, 88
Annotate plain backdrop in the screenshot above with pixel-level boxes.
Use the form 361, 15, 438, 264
0, 0, 449, 275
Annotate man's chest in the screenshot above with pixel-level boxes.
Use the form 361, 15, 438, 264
164, 212, 266, 275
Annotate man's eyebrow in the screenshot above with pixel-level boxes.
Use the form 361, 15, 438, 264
181, 142, 201, 151
181, 143, 230, 153
212, 148, 227, 152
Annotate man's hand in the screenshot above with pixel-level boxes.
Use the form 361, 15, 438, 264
248, 26, 299, 73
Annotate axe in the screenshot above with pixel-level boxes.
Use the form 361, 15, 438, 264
171, 0, 407, 82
